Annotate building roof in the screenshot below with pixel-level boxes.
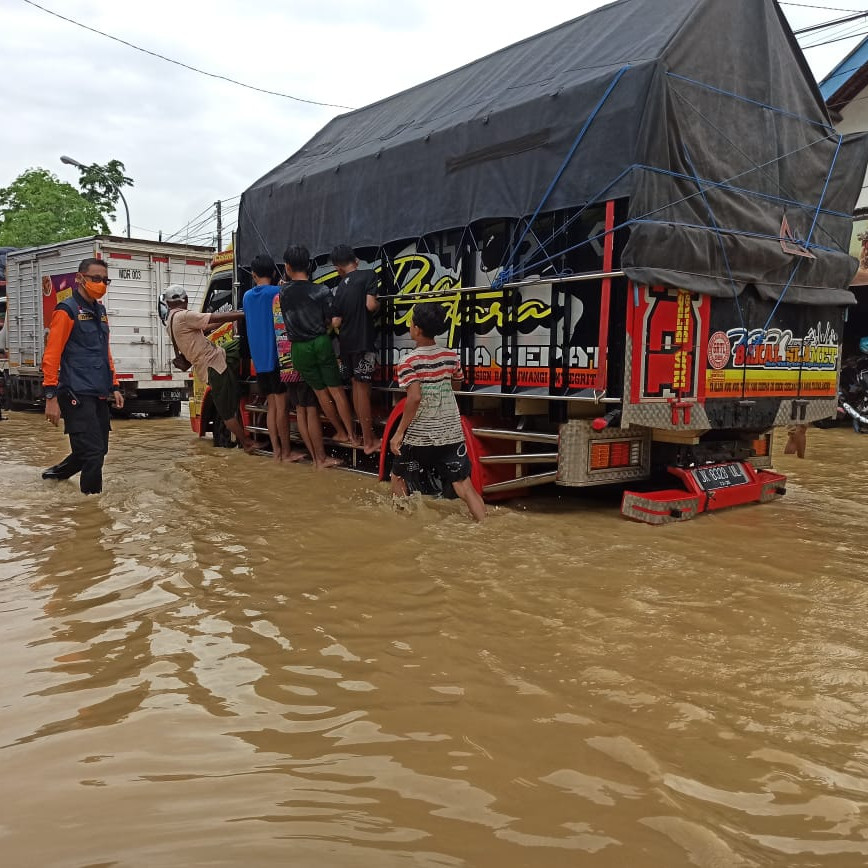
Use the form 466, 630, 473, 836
820, 35, 868, 110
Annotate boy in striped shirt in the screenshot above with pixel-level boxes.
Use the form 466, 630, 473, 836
389, 303, 486, 522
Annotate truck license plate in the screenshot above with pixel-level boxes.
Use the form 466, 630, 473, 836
161, 389, 182, 401
691, 462, 749, 492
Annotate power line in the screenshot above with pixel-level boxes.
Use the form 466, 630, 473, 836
19, 0, 354, 110
800, 18, 868, 45
802, 27, 868, 48
794, 11, 868, 34
166, 201, 224, 240
130, 223, 163, 236
181, 202, 221, 226
169, 196, 243, 238
177, 217, 218, 240
166, 214, 213, 242
166, 200, 243, 247
781, 2, 865, 10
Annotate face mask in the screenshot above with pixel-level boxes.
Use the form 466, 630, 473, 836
82, 279, 108, 300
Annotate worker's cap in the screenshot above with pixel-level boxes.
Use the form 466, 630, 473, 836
161, 285, 188, 303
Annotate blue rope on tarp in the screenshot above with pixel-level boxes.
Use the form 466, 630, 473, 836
666, 72, 837, 134
626, 220, 839, 254
518, 177, 845, 280
524, 157, 846, 275
516, 133, 847, 280
516, 215, 842, 285
498, 69, 846, 286
493, 64, 631, 289
668, 84, 846, 254
510, 129, 844, 332
522, 164, 638, 263
682, 145, 747, 332
640, 165, 850, 220
756, 133, 845, 341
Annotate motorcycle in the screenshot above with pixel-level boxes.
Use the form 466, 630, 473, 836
815, 347, 868, 433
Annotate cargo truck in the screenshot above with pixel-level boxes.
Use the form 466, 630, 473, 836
200, 0, 868, 523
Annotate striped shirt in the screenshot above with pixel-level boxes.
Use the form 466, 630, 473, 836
397, 344, 464, 446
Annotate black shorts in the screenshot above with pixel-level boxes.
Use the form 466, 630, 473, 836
391, 440, 472, 484
256, 369, 286, 395
287, 380, 317, 408
344, 351, 377, 383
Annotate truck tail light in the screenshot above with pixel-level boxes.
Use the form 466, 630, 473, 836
751, 435, 770, 457
589, 439, 642, 471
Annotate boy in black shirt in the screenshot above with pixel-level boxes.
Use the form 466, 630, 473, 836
330, 244, 380, 454
280, 245, 358, 447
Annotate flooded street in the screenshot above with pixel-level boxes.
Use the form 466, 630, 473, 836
1, 412, 867, 867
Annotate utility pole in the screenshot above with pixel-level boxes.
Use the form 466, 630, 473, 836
215, 200, 223, 251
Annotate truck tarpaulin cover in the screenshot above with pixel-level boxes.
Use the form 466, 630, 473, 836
238, 0, 868, 306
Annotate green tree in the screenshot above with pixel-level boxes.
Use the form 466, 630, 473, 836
0, 168, 115, 248
75, 159, 134, 223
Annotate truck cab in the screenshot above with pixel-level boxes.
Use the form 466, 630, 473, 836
189, 246, 242, 442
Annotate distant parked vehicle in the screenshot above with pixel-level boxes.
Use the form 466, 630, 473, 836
3, 236, 212, 416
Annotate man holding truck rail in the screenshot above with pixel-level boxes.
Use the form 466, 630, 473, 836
42, 258, 124, 494
161, 285, 255, 454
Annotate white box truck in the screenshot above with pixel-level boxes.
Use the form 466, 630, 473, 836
3, 236, 213, 415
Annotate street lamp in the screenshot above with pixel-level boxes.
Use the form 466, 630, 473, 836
60, 155, 131, 239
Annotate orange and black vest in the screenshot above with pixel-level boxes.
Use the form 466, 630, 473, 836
57, 291, 113, 397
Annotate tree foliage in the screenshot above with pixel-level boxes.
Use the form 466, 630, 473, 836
76, 160, 134, 222
0, 161, 134, 248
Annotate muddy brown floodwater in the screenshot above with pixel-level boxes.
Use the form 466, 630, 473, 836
1, 411, 868, 867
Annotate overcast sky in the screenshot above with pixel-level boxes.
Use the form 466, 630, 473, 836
1, 0, 864, 246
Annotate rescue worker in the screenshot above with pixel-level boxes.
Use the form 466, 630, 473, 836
41, 257, 124, 494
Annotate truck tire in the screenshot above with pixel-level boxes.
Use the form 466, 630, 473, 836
0, 372, 10, 411
168, 400, 182, 417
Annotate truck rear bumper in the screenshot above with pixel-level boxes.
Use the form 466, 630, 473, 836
116, 379, 190, 400
622, 466, 787, 524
